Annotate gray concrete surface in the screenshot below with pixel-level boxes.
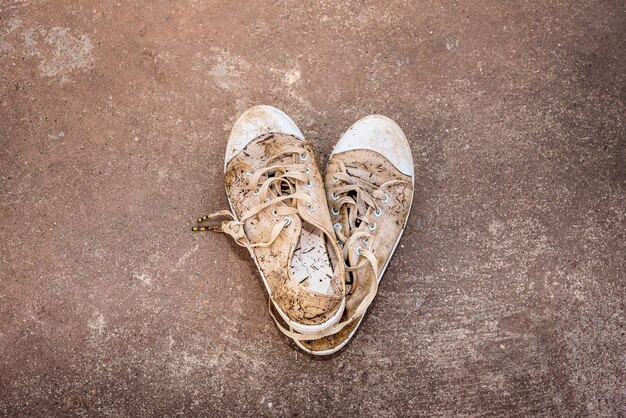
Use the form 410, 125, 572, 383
1, 0, 625, 416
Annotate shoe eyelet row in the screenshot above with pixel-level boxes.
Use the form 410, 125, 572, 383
305, 167, 311, 174
332, 176, 339, 183
331, 207, 339, 216
253, 187, 260, 196
284, 216, 292, 226
373, 208, 382, 217
330, 192, 340, 201
369, 222, 377, 231
306, 204, 316, 212
381, 193, 390, 203
299, 153, 308, 161
272, 209, 278, 217
304, 180, 313, 188
333, 223, 342, 231
356, 246, 363, 256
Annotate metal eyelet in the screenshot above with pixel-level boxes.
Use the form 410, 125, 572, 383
381, 194, 390, 203
299, 153, 308, 161
245, 171, 253, 177
306, 204, 316, 212
330, 192, 339, 201
356, 246, 363, 256
373, 208, 382, 217
368, 222, 377, 231
253, 187, 260, 196
333, 223, 342, 230
305, 167, 311, 174
332, 176, 338, 183
284, 216, 292, 226
331, 207, 340, 216
362, 238, 369, 245
304, 180, 312, 188
272, 209, 278, 217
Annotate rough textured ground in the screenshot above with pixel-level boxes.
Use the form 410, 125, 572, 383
1, 0, 625, 416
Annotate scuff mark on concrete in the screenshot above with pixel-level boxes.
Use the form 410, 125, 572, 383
88, 312, 106, 336
38, 27, 93, 79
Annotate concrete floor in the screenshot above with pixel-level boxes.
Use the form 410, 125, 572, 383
1, 0, 625, 416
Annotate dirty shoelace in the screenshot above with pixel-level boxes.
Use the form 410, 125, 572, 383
329, 158, 410, 274
192, 150, 410, 341
268, 158, 412, 341
192, 144, 314, 252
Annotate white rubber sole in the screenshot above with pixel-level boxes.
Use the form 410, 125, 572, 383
294, 115, 415, 355
331, 114, 414, 177
225, 105, 304, 171
224, 105, 346, 335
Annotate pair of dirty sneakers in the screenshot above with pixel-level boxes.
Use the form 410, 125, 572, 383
194, 105, 414, 355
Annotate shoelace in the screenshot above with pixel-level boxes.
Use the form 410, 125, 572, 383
192, 148, 411, 341
329, 159, 410, 277
192, 144, 314, 252
268, 159, 412, 341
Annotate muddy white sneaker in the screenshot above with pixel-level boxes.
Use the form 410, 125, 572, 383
194, 105, 346, 336
293, 115, 415, 355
